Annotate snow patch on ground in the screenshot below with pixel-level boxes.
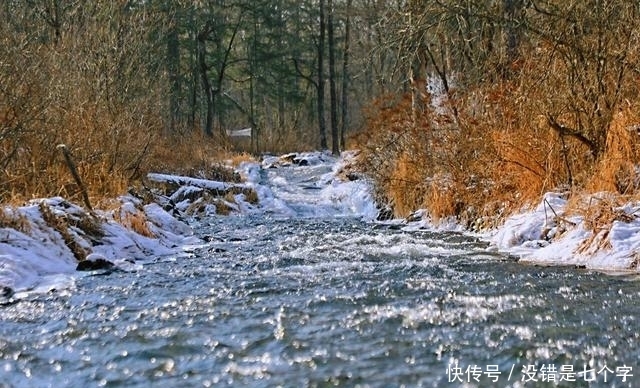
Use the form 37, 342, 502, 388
239, 151, 378, 219
489, 193, 640, 272
0, 151, 380, 296
0, 196, 197, 295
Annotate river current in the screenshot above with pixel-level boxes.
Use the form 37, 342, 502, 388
0, 157, 639, 387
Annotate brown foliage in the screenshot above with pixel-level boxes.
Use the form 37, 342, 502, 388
354, 58, 631, 226
38, 202, 92, 262
111, 203, 156, 238
587, 107, 640, 194
0, 207, 30, 233
354, 0, 640, 230
567, 195, 634, 254
0, 2, 250, 207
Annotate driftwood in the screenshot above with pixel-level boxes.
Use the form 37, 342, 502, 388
145, 173, 259, 206
57, 144, 93, 213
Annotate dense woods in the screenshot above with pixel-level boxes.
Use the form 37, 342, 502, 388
1, 0, 384, 203
2, 0, 640, 222
355, 0, 640, 225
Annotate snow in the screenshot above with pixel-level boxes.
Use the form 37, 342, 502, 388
489, 193, 640, 273
237, 151, 378, 219
0, 196, 198, 296
147, 173, 243, 191
0, 151, 379, 297
226, 127, 252, 137
4, 149, 639, 298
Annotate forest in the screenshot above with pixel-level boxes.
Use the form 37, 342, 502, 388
2, 0, 640, 226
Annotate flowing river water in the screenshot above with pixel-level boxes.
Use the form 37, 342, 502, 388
1, 157, 639, 387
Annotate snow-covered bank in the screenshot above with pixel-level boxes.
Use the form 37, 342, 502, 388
0, 151, 379, 297
0, 196, 198, 297
490, 192, 640, 272
386, 191, 640, 273
239, 151, 378, 219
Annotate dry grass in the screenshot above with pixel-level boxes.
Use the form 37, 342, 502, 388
425, 178, 463, 222
387, 152, 427, 217
224, 151, 256, 167
38, 202, 89, 261
565, 195, 634, 254
0, 10, 250, 208
0, 207, 30, 233
123, 212, 155, 238
241, 188, 259, 205
587, 107, 640, 194
112, 205, 156, 238
224, 192, 238, 204
557, 107, 640, 254
0, 118, 251, 208
213, 199, 234, 215
353, 66, 629, 227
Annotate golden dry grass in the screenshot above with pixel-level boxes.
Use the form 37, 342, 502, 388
242, 188, 260, 205
0, 207, 30, 233
353, 69, 640, 228
587, 107, 640, 194
223, 151, 257, 167
124, 212, 156, 238
112, 205, 156, 238
425, 178, 462, 222
213, 199, 234, 215
38, 202, 89, 261
387, 152, 427, 218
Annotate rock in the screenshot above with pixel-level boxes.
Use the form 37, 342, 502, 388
0, 286, 16, 306
1, 286, 13, 298
280, 153, 297, 164
76, 254, 115, 271
376, 206, 394, 221
405, 209, 426, 223
346, 172, 359, 181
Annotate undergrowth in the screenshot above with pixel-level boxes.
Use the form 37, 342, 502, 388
38, 202, 93, 261
354, 72, 640, 230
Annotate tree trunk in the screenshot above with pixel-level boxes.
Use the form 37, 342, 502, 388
189, 11, 198, 130
198, 26, 215, 137
167, 19, 181, 133
503, 0, 523, 76
328, 0, 339, 155
340, 0, 352, 150
318, 0, 328, 150
250, 18, 259, 153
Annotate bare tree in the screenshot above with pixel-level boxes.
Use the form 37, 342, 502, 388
328, 0, 339, 154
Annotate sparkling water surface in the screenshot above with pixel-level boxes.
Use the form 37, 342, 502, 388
1, 161, 638, 387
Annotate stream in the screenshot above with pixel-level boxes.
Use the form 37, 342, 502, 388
0, 155, 638, 387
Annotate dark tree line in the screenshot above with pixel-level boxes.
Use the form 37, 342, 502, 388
161, 0, 390, 154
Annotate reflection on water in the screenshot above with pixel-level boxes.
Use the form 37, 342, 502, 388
2, 157, 639, 388
1, 215, 638, 387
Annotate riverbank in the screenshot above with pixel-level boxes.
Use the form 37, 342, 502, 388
0, 195, 199, 296
2, 151, 639, 299
397, 190, 640, 273
0, 159, 260, 296
0, 151, 377, 297
490, 192, 640, 273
